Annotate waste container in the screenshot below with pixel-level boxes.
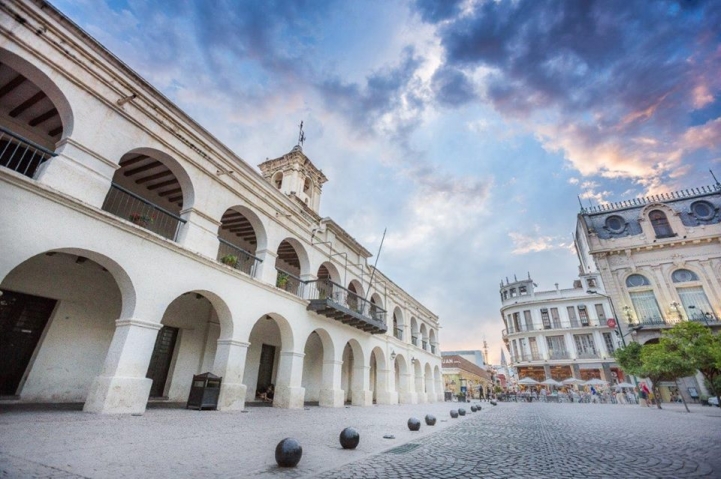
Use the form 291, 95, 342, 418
186, 372, 222, 410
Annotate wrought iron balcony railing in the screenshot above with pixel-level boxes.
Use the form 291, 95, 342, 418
306, 279, 387, 334
393, 328, 403, 340
217, 238, 262, 277
576, 351, 600, 359
0, 126, 56, 178
276, 269, 305, 298
548, 350, 570, 360
103, 183, 187, 241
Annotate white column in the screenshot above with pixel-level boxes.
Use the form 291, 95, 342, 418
274, 351, 305, 409
351, 365, 373, 406
319, 359, 344, 407
415, 367, 427, 403
177, 208, 221, 259
84, 318, 160, 414
36, 138, 116, 208
255, 249, 279, 286
212, 339, 249, 411
399, 371, 417, 404
375, 367, 397, 404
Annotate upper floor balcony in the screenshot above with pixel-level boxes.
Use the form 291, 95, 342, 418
0, 126, 55, 179
306, 279, 387, 334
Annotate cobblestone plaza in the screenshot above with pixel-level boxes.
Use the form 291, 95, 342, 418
1, 402, 719, 478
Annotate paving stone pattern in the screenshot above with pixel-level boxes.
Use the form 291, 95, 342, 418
1, 402, 719, 478
315, 403, 721, 479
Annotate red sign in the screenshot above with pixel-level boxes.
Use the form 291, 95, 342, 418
607, 318, 617, 329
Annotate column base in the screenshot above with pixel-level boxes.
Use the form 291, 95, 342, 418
319, 388, 344, 407
351, 389, 373, 407
399, 391, 417, 404
416, 392, 428, 403
376, 391, 398, 405
274, 386, 305, 409
217, 382, 247, 411
83, 376, 151, 414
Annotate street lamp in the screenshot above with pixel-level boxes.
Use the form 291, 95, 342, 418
586, 290, 627, 347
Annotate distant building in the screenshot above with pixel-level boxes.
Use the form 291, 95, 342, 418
442, 355, 492, 399
500, 269, 622, 384
441, 350, 486, 368
576, 179, 721, 401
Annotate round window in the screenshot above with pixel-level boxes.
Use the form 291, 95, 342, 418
691, 201, 714, 220
605, 215, 625, 233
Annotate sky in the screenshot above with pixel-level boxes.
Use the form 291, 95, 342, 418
50, 0, 721, 364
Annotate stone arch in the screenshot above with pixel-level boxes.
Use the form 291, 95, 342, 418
369, 346, 387, 403
370, 292, 384, 309
275, 237, 311, 277
243, 312, 295, 403
317, 261, 342, 284
420, 323, 429, 350
341, 338, 365, 405
348, 279, 364, 298
429, 329, 437, 353
102, 147, 195, 241
392, 307, 404, 340
394, 353, 410, 397
0, 248, 132, 401
0, 48, 74, 145
217, 205, 267, 276
301, 328, 335, 403
413, 358, 423, 396
410, 316, 419, 343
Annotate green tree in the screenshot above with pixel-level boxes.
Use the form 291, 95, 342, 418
613, 342, 644, 377
641, 343, 695, 411
661, 322, 721, 405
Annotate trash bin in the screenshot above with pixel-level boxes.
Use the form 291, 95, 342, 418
186, 372, 222, 410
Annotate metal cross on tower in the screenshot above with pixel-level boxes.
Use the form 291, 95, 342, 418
297, 121, 306, 147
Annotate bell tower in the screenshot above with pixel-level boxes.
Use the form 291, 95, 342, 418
258, 144, 328, 213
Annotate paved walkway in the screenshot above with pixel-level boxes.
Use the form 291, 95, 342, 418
1, 401, 719, 478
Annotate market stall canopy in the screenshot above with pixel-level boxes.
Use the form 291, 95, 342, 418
562, 378, 584, 385
615, 382, 635, 388
517, 377, 541, 385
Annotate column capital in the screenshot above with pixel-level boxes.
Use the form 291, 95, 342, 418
114, 318, 162, 331
280, 351, 305, 359
216, 339, 250, 348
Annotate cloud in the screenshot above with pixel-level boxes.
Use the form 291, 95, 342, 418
414, 0, 721, 191
508, 228, 571, 255
431, 65, 477, 107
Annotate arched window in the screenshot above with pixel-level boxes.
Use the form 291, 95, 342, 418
303, 177, 311, 194
273, 172, 283, 189
649, 210, 674, 238
626, 274, 650, 288
672, 269, 699, 283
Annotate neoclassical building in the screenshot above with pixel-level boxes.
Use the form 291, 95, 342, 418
0, 0, 442, 414
576, 181, 721, 399
500, 272, 622, 384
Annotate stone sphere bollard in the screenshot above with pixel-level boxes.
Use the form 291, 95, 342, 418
425, 414, 436, 426
408, 417, 421, 431
339, 427, 360, 450
470, 406, 477, 413
477, 405, 482, 411
450, 409, 459, 418
458, 408, 466, 416
275, 438, 303, 468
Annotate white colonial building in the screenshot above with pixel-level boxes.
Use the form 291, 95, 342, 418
500, 272, 623, 384
576, 180, 721, 400
0, 0, 442, 414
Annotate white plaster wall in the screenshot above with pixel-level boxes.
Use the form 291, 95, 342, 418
301, 333, 323, 401
1, 253, 119, 402
341, 345, 353, 402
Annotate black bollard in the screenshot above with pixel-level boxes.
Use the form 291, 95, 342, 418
425, 414, 436, 426
458, 408, 466, 416
477, 405, 482, 411
275, 438, 303, 468
470, 406, 477, 413
339, 427, 360, 449
450, 409, 459, 418
407, 417, 421, 431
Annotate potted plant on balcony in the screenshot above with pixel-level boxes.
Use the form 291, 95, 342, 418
128, 212, 154, 227
276, 272, 290, 288
220, 254, 238, 268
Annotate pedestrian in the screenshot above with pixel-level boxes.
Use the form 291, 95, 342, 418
640, 383, 652, 407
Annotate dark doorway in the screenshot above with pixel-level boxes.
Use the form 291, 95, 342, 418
0, 289, 57, 396
146, 326, 179, 398
256, 344, 276, 394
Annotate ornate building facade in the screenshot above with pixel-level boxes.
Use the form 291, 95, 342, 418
0, 0, 441, 414
500, 273, 622, 384
576, 180, 721, 400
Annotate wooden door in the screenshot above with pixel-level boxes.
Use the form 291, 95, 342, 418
256, 344, 276, 393
146, 326, 179, 398
0, 290, 56, 395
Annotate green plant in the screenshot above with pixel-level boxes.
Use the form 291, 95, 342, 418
220, 254, 238, 267
276, 272, 289, 288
